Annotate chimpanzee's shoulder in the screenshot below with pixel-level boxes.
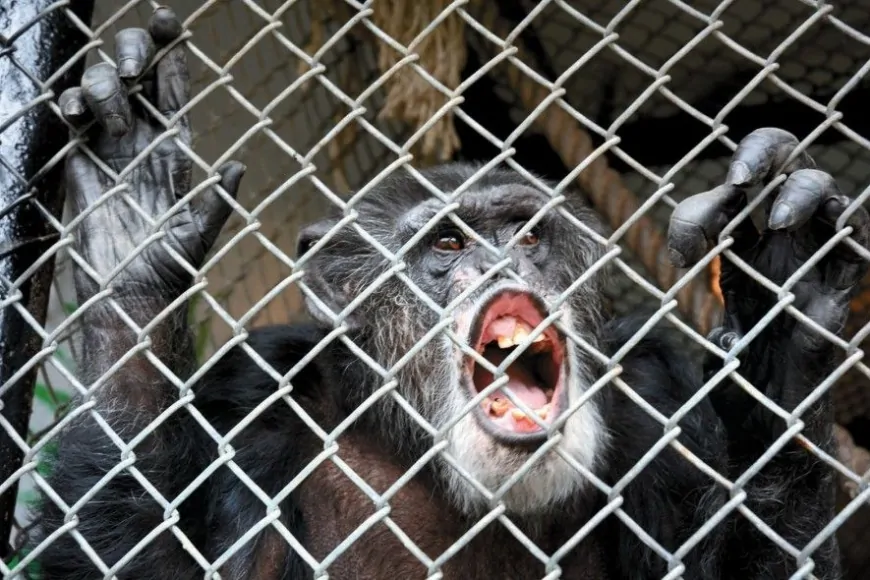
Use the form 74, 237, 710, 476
193, 322, 333, 411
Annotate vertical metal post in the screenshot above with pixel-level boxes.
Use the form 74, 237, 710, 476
0, 0, 94, 556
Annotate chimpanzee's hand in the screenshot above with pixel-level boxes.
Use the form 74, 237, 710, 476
59, 7, 244, 303
667, 128, 870, 427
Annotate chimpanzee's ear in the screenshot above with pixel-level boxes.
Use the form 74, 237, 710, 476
296, 218, 337, 259
295, 218, 360, 329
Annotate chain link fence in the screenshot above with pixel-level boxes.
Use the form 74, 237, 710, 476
1, 0, 870, 577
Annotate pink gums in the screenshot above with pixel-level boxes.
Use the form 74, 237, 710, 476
467, 292, 565, 433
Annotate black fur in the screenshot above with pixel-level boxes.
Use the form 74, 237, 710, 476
30, 311, 836, 579
37, 9, 852, 574
28, 157, 850, 579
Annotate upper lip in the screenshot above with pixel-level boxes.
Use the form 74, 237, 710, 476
463, 288, 568, 446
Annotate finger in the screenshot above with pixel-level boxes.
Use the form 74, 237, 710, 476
768, 169, 834, 231
790, 292, 849, 356
818, 195, 870, 290
115, 28, 155, 80
703, 327, 757, 423
80, 63, 133, 138
667, 184, 751, 268
153, 45, 190, 116
196, 161, 246, 245
148, 6, 189, 116
820, 196, 870, 250
138, 67, 157, 111
65, 151, 104, 211
58, 87, 93, 130
707, 327, 740, 352
148, 6, 184, 47
726, 127, 816, 187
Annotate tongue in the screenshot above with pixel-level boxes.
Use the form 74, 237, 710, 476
503, 375, 549, 408
474, 349, 548, 408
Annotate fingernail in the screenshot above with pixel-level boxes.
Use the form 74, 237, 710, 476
81, 69, 118, 101
769, 203, 794, 229
219, 161, 246, 180
668, 247, 688, 268
721, 331, 740, 350
727, 161, 751, 186
63, 99, 84, 117
118, 57, 143, 79
225, 160, 246, 173
150, 7, 183, 44
103, 113, 130, 137
59, 88, 85, 116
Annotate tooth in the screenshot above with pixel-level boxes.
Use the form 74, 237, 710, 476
491, 398, 510, 417
511, 408, 538, 427
513, 326, 529, 345
536, 404, 551, 419
497, 335, 514, 349
532, 333, 545, 343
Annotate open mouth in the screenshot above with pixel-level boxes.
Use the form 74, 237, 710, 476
465, 290, 567, 443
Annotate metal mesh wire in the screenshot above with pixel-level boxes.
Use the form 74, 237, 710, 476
2, 0, 870, 577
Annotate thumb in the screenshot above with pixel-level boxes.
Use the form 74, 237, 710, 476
196, 160, 246, 243
216, 159, 246, 199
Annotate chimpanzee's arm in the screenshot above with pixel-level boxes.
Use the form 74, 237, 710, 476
669, 128, 870, 578
600, 319, 729, 580
30, 8, 247, 579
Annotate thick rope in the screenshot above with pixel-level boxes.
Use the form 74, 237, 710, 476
371, 0, 467, 163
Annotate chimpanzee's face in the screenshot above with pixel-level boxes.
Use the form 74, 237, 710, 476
298, 167, 609, 515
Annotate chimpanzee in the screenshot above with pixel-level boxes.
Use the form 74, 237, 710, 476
28, 6, 868, 580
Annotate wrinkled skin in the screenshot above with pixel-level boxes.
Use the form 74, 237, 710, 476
59, 7, 244, 298
668, 128, 870, 577
670, 129, 869, 422
28, 6, 869, 580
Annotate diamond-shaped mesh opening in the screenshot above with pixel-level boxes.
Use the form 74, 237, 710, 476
2, 0, 870, 578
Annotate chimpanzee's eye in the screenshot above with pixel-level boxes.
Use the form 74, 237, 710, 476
516, 225, 541, 246
434, 229, 465, 252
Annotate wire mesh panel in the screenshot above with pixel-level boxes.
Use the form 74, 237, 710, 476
1, 0, 870, 578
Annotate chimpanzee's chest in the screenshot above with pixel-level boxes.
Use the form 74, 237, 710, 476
295, 433, 610, 579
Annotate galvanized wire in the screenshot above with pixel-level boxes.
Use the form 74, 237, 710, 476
2, 0, 870, 578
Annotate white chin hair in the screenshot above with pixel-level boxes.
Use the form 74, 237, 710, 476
438, 348, 607, 517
